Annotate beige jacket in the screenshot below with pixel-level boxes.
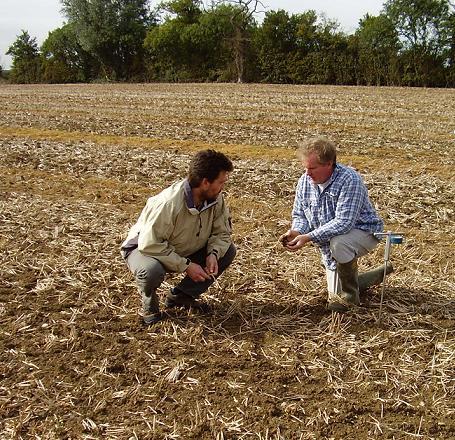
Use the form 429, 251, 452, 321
121, 180, 232, 272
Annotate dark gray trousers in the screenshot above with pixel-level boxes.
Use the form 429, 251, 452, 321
125, 244, 236, 314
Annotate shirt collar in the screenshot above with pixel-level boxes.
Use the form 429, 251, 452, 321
325, 163, 340, 187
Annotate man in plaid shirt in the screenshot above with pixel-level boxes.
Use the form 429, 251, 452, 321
280, 137, 392, 312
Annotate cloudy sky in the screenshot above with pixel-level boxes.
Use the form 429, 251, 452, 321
0, 0, 385, 69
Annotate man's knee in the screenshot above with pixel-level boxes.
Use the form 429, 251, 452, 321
134, 259, 166, 290
330, 230, 378, 263
330, 235, 355, 264
220, 243, 236, 269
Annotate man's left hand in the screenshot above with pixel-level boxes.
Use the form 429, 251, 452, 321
205, 253, 219, 276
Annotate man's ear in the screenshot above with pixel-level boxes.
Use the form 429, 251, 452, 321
200, 177, 210, 188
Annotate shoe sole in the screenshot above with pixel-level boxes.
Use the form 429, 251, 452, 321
142, 313, 164, 325
327, 302, 349, 313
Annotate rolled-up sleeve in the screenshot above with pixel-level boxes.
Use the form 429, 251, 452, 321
291, 177, 311, 234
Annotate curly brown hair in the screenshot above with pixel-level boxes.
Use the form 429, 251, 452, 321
188, 150, 234, 187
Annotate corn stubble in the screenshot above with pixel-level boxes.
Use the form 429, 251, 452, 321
0, 83, 454, 439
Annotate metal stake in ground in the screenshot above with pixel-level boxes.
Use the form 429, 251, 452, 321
374, 231, 404, 322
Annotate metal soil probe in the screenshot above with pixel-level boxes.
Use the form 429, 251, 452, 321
373, 231, 404, 321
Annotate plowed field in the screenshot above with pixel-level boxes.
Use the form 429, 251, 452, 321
1, 83, 454, 439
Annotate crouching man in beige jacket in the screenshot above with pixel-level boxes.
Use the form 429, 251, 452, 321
121, 150, 236, 325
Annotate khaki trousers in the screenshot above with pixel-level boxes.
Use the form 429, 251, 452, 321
326, 229, 379, 294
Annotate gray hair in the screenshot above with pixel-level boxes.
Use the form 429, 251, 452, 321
297, 137, 337, 165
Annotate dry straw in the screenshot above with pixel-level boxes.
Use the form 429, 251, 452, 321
1, 83, 454, 439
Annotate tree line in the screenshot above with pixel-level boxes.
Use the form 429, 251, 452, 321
4, 0, 455, 87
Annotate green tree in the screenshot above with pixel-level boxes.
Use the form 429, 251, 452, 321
158, 0, 202, 23
356, 13, 401, 85
254, 9, 299, 83
144, 0, 207, 80
6, 30, 42, 83
446, 6, 455, 85
198, 4, 245, 81
61, 0, 152, 80
144, 0, 252, 82
41, 24, 98, 83
384, 0, 451, 85
289, 14, 356, 85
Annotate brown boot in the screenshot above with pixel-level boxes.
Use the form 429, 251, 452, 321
327, 258, 360, 313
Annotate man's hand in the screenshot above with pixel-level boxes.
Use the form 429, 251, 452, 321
280, 229, 311, 251
185, 262, 212, 282
279, 229, 300, 246
205, 253, 219, 277
285, 234, 311, 251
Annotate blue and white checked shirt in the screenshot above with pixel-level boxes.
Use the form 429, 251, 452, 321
291, 163, 383, 270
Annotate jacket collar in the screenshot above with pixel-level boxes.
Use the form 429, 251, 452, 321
183, 179, 218, 213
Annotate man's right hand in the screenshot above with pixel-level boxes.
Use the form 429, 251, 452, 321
185, 262, 212, 282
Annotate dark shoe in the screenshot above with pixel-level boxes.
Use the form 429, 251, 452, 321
165, 289, 212, 314
327, 301, 349, 313
190, 300, 212, 314
327, 293, 352, 313
142, 312, 164, 326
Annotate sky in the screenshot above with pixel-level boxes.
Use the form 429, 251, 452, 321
0, 0, 385, 70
